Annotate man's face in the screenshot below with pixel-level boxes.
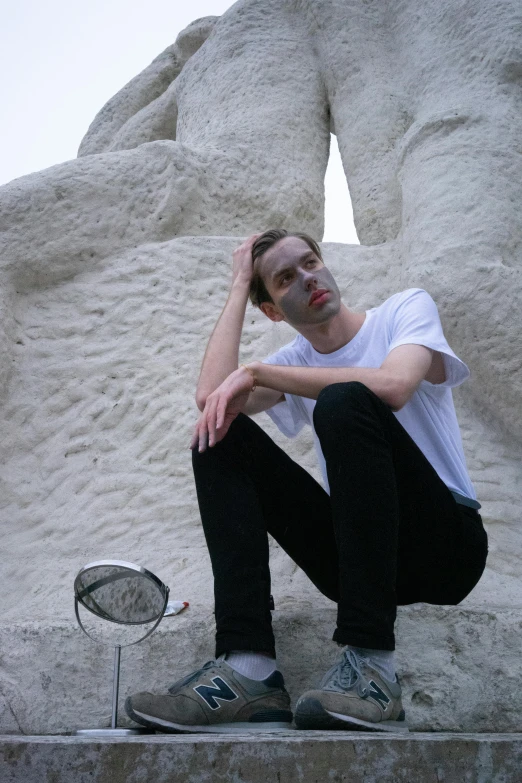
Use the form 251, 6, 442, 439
257, 236, 341, 327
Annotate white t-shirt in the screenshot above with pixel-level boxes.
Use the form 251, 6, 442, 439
263, 288, 478, 505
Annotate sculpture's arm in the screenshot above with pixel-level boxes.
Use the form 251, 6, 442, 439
78, 16, 218, 157
77, 43, 181, 157
101, 80, 179, 153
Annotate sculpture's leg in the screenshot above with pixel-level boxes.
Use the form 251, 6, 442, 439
398, 109, 522, 431
393, 0, 522, 442
174, 0, 331, 239
300, 0, 408, 246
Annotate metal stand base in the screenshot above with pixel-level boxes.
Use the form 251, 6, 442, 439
73, 644, 156, 737
73, 728, 154, 736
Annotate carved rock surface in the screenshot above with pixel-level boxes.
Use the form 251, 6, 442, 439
0, 239, 520, 624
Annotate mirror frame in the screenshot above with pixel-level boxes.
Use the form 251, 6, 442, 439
74, 560, 170, 646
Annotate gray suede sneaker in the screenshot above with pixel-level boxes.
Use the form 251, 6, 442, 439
294, 649, 408, 732
125, 656, 293, 733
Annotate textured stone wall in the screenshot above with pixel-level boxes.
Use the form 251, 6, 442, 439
0, 0, 521, 733
0, 237, 520, 627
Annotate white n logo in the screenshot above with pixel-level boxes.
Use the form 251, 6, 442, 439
194, 676, 239, 710
367, 680, 391, 709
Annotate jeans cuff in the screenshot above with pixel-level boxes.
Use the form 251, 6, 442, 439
332, 627, 395, 651
215, 633, 276, 660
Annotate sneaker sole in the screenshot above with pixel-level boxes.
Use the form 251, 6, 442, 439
126, 698, 294, 734
294, 697, 409, 733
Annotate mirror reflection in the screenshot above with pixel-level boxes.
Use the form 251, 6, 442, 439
75, 564, 167, 624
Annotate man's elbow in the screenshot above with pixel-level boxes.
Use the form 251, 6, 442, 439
387, 378, 416, 411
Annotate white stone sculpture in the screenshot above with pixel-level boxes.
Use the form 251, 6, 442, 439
0, 0, 521, 733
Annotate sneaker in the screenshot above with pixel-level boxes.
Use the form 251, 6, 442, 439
125, 656, 293, 733
294, 648, 408, 732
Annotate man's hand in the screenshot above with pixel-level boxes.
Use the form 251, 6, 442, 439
191, 365, 255, 452
231, 234, 262, 286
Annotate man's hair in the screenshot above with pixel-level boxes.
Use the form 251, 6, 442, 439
249, 229, 323, 308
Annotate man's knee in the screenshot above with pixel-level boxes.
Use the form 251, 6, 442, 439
191, 412, 263, 472
192, 413, 248, 465
313, 381, 374, 431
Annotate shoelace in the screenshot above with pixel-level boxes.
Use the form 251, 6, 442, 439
168, 660, 215, 694
322, 649, 370, 694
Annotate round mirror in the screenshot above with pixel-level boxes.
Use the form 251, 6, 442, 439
74, 560, 168, 626
73, 559, 170, 736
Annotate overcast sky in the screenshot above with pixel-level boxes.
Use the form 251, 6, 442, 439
1, 0, 358, 243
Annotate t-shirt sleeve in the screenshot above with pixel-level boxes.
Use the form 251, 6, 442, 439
261, 343, 309, 437
388, 289, 470, 388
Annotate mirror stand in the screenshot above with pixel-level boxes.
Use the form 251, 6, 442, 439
73, 560, 170, 736
75, 645, 149, 736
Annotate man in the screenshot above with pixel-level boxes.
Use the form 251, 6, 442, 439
126, 230, 488, 733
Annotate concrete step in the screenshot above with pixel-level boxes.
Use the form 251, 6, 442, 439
1, 604, 522, 735
1, 732, 522, 783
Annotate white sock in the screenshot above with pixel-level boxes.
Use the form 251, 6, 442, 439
225, 651, 277, 680
347, 645, 397, 682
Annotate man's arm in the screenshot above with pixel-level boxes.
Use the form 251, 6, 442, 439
248, 344, 436, 411
244, 386, 286, 415
192, 343, 436, 453
195, 234, 283, 413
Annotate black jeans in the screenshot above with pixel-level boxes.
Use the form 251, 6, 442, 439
192, 382, 488, 657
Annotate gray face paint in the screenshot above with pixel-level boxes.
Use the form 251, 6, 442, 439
279, 265, 341, 326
